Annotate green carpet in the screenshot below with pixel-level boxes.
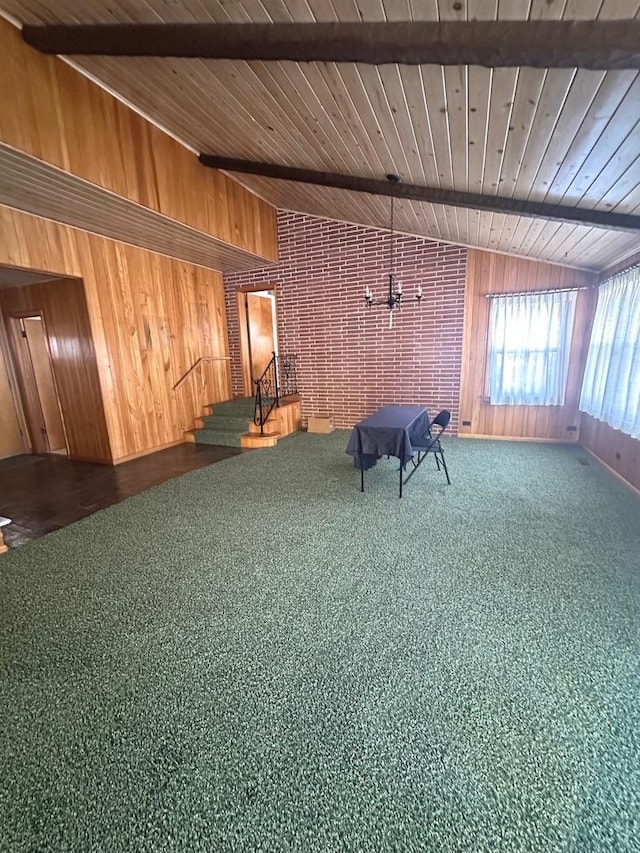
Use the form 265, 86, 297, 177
1, 434, 639, 852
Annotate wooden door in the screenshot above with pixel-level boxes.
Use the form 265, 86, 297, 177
0, 341, 26, 459
8, 316, 67, 454
23, 317, 67, 452
246, 292, 276, 384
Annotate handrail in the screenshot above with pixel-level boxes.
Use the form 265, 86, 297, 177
254, 352, 278, 433
172, 356, 231, 390
254, 352, 298, 433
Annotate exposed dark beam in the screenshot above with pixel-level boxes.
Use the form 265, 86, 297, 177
22, 20, 640, 68
198, 155, 640, 233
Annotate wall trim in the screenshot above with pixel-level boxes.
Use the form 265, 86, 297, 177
579, 444, 640, 497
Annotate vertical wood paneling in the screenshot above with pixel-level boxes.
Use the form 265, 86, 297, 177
0, 18, 277, 264
458, 248, 598, 441
0, 328, 27, 460
23, 317, 67, 452
0, 206, 233, 462
0, 278, 111, 461
580, 415, 640, 494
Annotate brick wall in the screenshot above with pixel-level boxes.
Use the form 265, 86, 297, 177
224, 211, 467, 431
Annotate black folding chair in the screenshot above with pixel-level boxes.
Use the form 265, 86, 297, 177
403, 409, 451, 487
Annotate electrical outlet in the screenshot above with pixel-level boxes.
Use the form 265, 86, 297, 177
462, 420, 471, 427
566, 425, 577, 432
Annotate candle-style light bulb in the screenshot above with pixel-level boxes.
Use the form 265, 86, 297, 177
417, 285, 423, 302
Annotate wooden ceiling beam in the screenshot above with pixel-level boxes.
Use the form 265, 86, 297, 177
198, 155, 640, 233
22, 21, 640, 68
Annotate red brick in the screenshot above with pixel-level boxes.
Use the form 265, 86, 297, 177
224, 211, 466, 431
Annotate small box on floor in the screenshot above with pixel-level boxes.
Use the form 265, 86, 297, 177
307, 415, 334, 434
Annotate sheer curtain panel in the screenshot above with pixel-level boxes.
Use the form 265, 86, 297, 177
489, 290, 577, 406
579, 268, 640, 439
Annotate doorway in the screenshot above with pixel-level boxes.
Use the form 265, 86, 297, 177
7, 315, 67, 455
0, 336, 26, 460
238, 288, 278, 396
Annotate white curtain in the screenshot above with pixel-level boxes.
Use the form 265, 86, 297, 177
489, 290, 577, 406
579, 268, 640, 440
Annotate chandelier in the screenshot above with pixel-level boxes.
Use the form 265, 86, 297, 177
364, 174, 423, 328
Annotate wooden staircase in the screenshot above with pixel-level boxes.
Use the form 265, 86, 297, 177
241, 395, 302, 448
188, 395, 301, 449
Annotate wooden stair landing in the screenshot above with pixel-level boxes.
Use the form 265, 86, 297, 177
189, 396, 301, 449
241, 396, 302, 448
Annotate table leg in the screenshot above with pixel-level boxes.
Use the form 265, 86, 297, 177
399, 464, 403, 498
360, 468, 364, 492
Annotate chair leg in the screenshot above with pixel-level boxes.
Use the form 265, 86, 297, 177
434, 454, 441, 470
439, 451, 451, 485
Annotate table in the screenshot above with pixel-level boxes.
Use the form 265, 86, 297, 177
345, 405, 430, 497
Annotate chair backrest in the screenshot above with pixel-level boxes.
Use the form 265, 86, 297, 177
429, 410, 451, 438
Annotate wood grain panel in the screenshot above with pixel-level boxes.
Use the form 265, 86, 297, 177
242, 396, 301, 447
458, 248, 598, 441
0, 329, 26, 460
23, 316, 67, 451
0, 205, 234, 462
247, 292, 275, 382
4, 1, 639, 267
580, 414, 640, 493
6, 315, 51, 454
0, 278, 111, 461
0, 144, 276, 274
0, 18, 277, 265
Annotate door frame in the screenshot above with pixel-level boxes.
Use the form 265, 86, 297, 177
236, 284, 278, 397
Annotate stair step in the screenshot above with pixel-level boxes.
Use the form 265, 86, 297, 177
211, 397, 255, 418
193, 429, 243, 448
201, 414, 250, 431
241, 432, 280, 448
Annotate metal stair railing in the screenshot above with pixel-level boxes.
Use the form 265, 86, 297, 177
254, 352, 298, 434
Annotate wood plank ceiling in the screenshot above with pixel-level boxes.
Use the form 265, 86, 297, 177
2, 0, 640, 271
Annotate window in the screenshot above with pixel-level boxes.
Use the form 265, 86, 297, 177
488, 290, 577, 406
580, 268, 640, 440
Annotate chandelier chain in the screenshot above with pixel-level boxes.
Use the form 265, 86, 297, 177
362, 174, 422, 324
389, 194, 395, 281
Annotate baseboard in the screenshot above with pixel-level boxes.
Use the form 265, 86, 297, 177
457, 434, 575, 444
580, 445, 640, 497
109, 438, 187, 466
67, 453, 116, 465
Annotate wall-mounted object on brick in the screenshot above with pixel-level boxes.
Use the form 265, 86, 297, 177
224, 211, 467, 431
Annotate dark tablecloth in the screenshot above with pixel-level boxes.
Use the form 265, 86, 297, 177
345, 405, 430, 470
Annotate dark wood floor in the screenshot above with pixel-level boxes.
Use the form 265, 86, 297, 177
0, 443, 244, 549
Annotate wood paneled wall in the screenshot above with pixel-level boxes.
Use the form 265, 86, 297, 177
0, 278, 110, 462
0, 18, 277, 263
0, 331, 26, 460
580, 415, 640, 494
0, 206, 232, 462
459, 249, 598, 441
